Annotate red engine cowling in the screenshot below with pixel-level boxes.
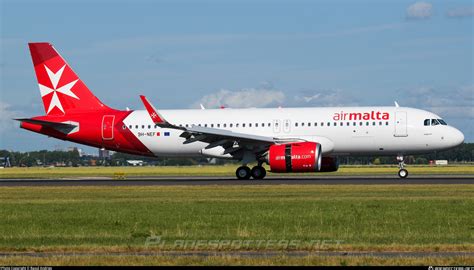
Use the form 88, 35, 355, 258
320, 157, 339, 172
268, 142, 322, 172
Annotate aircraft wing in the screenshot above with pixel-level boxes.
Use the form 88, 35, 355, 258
139, 95, 303, 155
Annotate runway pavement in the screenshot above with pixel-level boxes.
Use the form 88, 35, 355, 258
0, 175, 473, 186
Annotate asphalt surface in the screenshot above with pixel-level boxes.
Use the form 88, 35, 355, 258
0, 175, 473, 186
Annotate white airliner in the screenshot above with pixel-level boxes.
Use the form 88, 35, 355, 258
18, 43, 464, 179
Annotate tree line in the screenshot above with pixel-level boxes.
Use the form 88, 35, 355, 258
1, 143, 473, 167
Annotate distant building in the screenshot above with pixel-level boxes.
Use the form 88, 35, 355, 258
0, 157, 11, 167
99, 148, 110, 159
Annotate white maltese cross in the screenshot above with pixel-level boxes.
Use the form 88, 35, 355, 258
38, 65, 79, 114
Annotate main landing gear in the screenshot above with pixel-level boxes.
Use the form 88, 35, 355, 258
236, 164, 266, 180
397, 155, 408, 179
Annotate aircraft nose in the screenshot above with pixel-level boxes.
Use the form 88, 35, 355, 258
450, 127, 464, 147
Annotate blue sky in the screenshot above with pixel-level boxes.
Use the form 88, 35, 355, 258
1, 0, 473, 153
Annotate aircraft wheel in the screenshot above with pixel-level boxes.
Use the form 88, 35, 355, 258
251, 166, 266, 179
236, 166, 251, 180
398, 169, 408, 179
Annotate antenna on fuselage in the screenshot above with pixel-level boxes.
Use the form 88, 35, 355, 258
394, 101, 400, 107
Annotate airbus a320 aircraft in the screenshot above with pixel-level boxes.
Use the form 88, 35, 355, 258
17, 43, 465, 179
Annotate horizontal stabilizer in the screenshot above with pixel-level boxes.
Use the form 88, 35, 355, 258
15, 118, 78, 134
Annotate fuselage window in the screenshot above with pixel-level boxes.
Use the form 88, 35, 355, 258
255, 123, 258, 127
314, 122, 318, 126
217, 124, 220, 128
321, 122, 324, 126
308, 122, 311, 127
262, 123, 265, 127
379, 121, 382, 126
372, 122, 376, 126
346, 122, 350, 126
142, 125, 145, 129
236, 123, 239, 127
249, 123, 252, 127
353, 122, 356, 126
223, 124, 226, 128
230, 123, 233, 127
301, 122, 305, 127
210, 124, 214, 128
327, 122, 331, 126
267, 123, 271, 127
359, 122, 363, 126
295, 123, 298, 127
129, 125, 132, 129
424, 119, 430, 126
333, 122, 337, 126
147, 125, 150, 129
340, 122, 343, 126
243, 123, 246, 127
385, 122, 389, 125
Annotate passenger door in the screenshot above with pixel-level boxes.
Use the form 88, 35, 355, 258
273, 120, 281, 134
102, 115, 115, 140
283, 119, 291, 133
394, 111, 408, 137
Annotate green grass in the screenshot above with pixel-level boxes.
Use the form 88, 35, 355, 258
1, 165, 473, 179
1, 254, 473, 266
0, 185, 472, 253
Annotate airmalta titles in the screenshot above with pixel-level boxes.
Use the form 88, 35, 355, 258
333, 111, 390, 121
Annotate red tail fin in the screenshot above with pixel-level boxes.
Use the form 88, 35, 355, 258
28, 42, 110, 115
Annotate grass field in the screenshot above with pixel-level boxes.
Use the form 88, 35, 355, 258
2, 254, 473, 266
0, 184, 473, 265
1, 164, 473, 179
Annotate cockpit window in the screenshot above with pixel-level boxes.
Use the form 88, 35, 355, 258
425, 118, 447, 126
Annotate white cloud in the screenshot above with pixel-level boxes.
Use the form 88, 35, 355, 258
294, 89, 359, 107
193, 87, 361, 109
446, 6, 474, 18
193, 88, 285, 109
0, 102, 19, 132
406, 2, 433, 19
403, 85, 474, 119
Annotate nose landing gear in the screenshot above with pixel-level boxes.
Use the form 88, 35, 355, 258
397, 155, 408, 178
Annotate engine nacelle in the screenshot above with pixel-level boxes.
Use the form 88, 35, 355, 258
320, 157, 339, 172
267, 142, 322, 173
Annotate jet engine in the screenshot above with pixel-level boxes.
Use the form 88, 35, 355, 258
267, 142, 322, 172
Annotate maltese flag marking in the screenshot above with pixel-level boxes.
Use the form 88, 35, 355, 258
39, 64, 79, 114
